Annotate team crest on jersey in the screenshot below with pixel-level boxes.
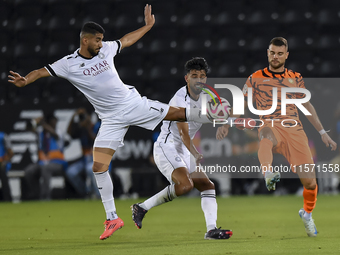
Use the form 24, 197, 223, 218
288, 78, 294, 84
98, 52, 105, 59
79, 63, 85, 68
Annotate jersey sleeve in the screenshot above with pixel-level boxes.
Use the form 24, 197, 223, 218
106, 40, 122, 57
169, 92, 187, 108
243, 74, 254, 100
45, 57, 69, 79
295, 72, 306, 99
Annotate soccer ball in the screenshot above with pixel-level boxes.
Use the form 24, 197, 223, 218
206, 97, 231, 121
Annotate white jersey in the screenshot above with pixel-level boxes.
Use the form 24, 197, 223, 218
45, 40, 140, 119
157, 86, 203, 145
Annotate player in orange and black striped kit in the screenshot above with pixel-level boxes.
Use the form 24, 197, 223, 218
217, 37, 337, 237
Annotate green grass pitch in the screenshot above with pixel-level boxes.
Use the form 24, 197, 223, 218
0, 195, 340, 255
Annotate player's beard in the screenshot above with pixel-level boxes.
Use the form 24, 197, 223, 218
88, 46, 100, 57
269, 60, 285, 71
191, 83, 203, 96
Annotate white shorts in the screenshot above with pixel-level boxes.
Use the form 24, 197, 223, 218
153, 140, 197, 183
94, 94, 169, 151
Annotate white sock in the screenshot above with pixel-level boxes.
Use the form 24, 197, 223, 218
140, 184, 177, 210
94, 171, 118, 220
186, 108, 211, 123
201, 189, 217, 232
304, 211, 312, 220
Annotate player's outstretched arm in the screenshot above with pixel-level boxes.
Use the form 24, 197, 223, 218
216, 124, 230, 140
119, 4, 155, 50
177, 122, 203, 165
303, 101, 337, 151
8, 68, 50, 87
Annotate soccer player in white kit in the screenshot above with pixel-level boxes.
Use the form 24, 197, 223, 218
8, 5, 210, 240
131, 57, 233, 240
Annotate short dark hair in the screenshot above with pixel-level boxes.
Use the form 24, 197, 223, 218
45, 113, 57, 124
185, 57, 209, 74
269, 37, 288, 50
81, 21, 105, 35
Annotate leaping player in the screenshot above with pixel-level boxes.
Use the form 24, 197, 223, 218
8, 5, 211, 240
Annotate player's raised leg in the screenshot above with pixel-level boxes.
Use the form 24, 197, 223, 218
164, 106, 211, 123
191, 170, 233, 240
296, 164, 318, 237
258, 127, 280, 191
93, 147, 124, 240
132, 166, 193, 229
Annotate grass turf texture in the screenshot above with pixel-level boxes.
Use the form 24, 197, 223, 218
0, 195, 340, 255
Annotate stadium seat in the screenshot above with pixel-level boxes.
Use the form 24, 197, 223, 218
47, 43, 76, 62
14, 17, 44, 32
15, 83, 41, 100
214, 37, 243, 52
286, 35, 316, 51
246, 10, 275, 25
179, 12, 212, 27
46, 3, 77, 21
316, 9, 340, 34
317, 9, 340, 25
314, 0, 340, 8
318, 50, 340, 61
47, 16, 77, 32
248, 37, 270, 51
247, 0, 279, 12
317, 35, 340, 50
215, 63, 242, 77
279, 10, 314, 25
147, 39, 172, 54
181, 38, 209, 53
0, 1, 12, 23
14, 30, 45, 46
14, 0, 44, 18
286, 61, 315, 77
47, 29, 78, 46
319, 60, 340, 77
148, 65, 177, 81
212, 11, 246, 26
14, 43, 43, 59
46, 77, 77, 98
280, 0, 313, 10
214, 0, 246, 14
148, 1, 178, 28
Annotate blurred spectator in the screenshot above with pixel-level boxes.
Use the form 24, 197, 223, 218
66, 108, 98, 198
24, 113, 67, 200
0, 131, 14, 201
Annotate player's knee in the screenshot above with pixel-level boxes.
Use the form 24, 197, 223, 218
92, 161, 109, 173
195, 179, 215, 191
177, 180, 194, 195
304, 180, 317, 190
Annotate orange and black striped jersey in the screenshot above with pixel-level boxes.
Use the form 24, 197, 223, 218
243, 67, 306, 127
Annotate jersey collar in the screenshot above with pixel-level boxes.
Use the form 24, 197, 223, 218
186, 86, 200, 102
77, 50, 93, 60
266, 67, 286, 76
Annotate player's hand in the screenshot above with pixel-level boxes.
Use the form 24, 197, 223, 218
321, 133, 337, 151
8, 71, 27, 87
216, 125, 229, 140
233, 118, 256, 130
195, 153, 203, 165
144, 4, 155, 28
